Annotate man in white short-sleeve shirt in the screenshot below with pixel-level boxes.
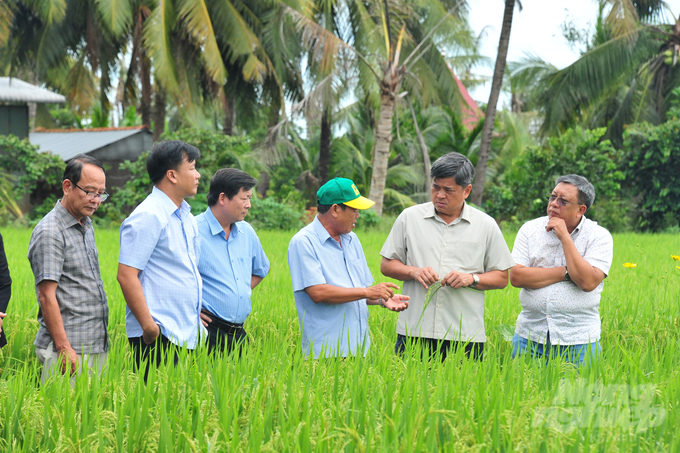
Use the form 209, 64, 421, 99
510, 174, 613, 366
381, 152, 515, 361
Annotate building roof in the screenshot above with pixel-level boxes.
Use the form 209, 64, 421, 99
0, 77, 66, 104
452, 73, 483, 131
29, 126, 150, 161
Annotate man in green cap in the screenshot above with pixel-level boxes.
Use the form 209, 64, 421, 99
287, 177, 410, 358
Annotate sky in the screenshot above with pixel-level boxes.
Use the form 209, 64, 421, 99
466, 0, 680, 105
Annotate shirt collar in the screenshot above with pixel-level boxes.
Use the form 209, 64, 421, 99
204, 207, 241, 238
55, 200, 91, 230
152, 186, 192, 218
312, 216, 352, 245
423, 201, 471, 224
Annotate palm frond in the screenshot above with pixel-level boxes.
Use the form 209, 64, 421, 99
26, 0, 67, 25
95, 0, 132, 37
177, 0, 227, 84
0, 2, 13, 47
540, 26, 662, 135
211, 0, 267, 82
144, 0, 180, 93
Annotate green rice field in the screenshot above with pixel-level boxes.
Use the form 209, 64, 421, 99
0, 227, 678, 452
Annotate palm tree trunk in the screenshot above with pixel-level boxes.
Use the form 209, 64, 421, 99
471, 0, 515, 206
223, 87, 236, 136
318, 108, 332, 185
407, 95, 431, 190
368, 90, 396, 216
140, 48, 152, 127
153, 85, 166, 141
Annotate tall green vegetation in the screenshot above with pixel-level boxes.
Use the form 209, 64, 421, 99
0, 228, 678, 451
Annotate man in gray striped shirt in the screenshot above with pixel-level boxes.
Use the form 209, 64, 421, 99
28, 155, 109, 384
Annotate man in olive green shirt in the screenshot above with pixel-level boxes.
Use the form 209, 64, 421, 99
380, 152, 514, 360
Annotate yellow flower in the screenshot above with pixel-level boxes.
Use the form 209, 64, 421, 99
676, 266, 680, 270
672, 255, 680, 261
623, 263, 637, 268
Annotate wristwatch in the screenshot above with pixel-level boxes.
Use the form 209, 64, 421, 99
378, 298, 386, 308
564, 267, 571, 282
470, 274, 480, 287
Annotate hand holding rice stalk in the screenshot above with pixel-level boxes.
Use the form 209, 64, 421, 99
416, 281, 443, 327
416, 279, 483, 328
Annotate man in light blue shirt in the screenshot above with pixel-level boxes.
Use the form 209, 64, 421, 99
288, 178, 410, 359
117, 141, 203, 377
196, 168, 269, 354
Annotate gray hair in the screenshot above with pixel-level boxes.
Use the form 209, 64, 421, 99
555, 174, 595, 209
430, 152, 475, 187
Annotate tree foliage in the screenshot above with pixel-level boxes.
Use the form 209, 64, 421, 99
485, 127, 625, 231
623, 116, 680, 231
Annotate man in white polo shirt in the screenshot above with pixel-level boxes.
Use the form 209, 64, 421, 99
510, 174, 613, 366
380, 152, 515, 361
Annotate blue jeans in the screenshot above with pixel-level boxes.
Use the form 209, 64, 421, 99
512, 333, 601, 366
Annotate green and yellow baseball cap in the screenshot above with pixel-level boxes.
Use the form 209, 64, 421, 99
317, 178, 375, 210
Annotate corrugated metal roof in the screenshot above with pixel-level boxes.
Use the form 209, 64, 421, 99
29, 127, 148, 161
0, 77, 66, 104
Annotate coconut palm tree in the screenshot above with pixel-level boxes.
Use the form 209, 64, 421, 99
470, 0, 519, 206
534, 0, 676, 145
285, 0, 476, 215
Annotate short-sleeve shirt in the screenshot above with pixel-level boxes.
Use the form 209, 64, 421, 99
380, 202, 515, 342
119, 187, 204, 349
196, 207, 270, 324
288, 217, 374, 358
512, 216, 613, 345
28, 201, 109, 353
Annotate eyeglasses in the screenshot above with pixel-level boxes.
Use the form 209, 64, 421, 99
72, 181, 109, 202
547, 194, 580, 207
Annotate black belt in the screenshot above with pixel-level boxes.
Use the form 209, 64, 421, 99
202, 310, 244, 334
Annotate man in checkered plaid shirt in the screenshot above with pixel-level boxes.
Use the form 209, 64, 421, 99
28, 155, 110, 385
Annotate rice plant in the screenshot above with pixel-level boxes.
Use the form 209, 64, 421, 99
0, 228, 678, 452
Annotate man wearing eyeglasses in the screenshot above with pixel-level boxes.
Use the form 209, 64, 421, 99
510, 174, 613, 366
28, 155, 110, 384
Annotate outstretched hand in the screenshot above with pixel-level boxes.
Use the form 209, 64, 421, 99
382, 294, 410, 312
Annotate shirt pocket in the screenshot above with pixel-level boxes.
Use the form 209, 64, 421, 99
347, 257, 368, 288
445, 241, 485, 273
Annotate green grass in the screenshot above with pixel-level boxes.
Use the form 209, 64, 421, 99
0, 227, 678, 452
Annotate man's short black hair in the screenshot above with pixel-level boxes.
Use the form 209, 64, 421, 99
146, 140, 201, 185
430, 152, 475, 188
63, 154, 106, 185
317, 203, 347, 214
207, 168, 258, 206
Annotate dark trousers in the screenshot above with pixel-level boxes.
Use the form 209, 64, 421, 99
395, 334, 484, 362
129, 334, 179, 381
202, 310, 248, 355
